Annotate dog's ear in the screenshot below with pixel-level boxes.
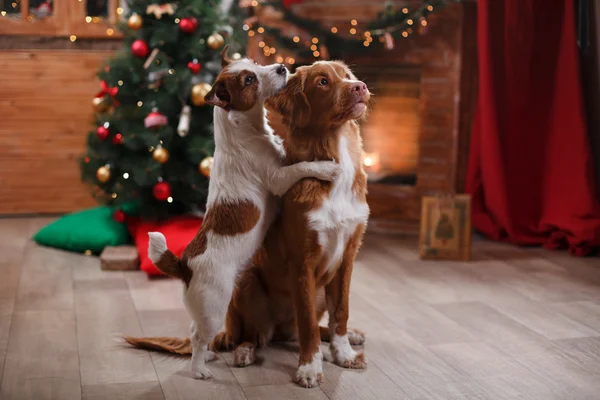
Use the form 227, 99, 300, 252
266, 69, 311, 128
220, 45, 233, 68
204, 81, 231, 109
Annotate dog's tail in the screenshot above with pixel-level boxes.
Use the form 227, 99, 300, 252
148, 232, 185, 280
122, 336, 192, 355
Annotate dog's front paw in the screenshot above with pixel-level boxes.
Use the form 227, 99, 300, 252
333, 350, 367, 369
331, 334, 367, 369
192, 365, 213, 380
347, 328, 366, 345
294, 354, 324, 388
233, 344, 255, 367
315, 161, 341, 182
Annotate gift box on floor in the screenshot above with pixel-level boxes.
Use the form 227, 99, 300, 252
100, 245, 139, 271
419, 194, 472, 261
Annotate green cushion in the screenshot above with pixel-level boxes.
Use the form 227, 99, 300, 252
33, 206, 133, 254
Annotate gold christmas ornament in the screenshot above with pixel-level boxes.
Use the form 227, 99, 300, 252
96, 165, 111, 183
128, 13, 143, 30
207, 32, 225, 50
152, 147, 170, 163
199, 156, 213, 177
92, 96, 110, 112
190, 82, 212, 106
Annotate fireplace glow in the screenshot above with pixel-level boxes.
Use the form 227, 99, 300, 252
362, 152, 382, 182
363, 152, 380, 169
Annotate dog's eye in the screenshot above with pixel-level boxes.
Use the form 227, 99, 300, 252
244, 76, 255, 85
319, 77, 328, 86
345, 74, 351, 79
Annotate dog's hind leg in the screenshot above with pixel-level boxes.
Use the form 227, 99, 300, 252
190, 329, 212, 379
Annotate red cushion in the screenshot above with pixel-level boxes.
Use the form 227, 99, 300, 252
127, 215, 203, 276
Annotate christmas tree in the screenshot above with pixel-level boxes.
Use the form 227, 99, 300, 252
80, 0, 244, 221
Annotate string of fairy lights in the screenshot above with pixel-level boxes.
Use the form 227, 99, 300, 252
241, 0, 460, 64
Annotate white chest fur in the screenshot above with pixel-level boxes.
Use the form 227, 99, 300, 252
308, 135, 370, 274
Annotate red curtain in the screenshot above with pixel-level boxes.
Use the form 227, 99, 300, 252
466, 0, 600, 255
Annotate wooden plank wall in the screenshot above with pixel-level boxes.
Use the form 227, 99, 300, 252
0, 51, 110, 214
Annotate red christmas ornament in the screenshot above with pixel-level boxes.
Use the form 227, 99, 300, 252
131, 39, 149, 57
153, 182, 171, 201
144, 108, 168, 128
179, 17, 198, 33
282, 0, 304, 8
187, 60, 201, 74
95, 80, 119, 106
96, 126, 109, 140
112, 209, 126, 223
113, 133, 124, 144
84, 156, 90, 163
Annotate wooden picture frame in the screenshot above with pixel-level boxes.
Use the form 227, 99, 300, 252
419, 194, 472, 261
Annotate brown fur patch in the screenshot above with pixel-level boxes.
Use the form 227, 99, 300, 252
181, 226, 208, 261
122, 336, 192, 355
202, 200, 261, 236
205, 68, 259, 111
155, 249, 193, 288
181, 200, 260, 264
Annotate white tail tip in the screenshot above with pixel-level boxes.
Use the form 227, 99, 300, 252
148, 232, 167, 264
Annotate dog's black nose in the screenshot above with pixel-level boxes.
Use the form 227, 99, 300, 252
276, 64, 287, 75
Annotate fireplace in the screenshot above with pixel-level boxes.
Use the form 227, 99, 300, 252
356, 64, 422, 187
248, 0, 477, 234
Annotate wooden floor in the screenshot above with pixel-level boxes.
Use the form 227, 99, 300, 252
1, 218, 600, 400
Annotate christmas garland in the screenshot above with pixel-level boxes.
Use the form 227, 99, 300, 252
246, 0, 463, 61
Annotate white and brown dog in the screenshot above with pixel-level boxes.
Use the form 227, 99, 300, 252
140, 48, 339, 379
